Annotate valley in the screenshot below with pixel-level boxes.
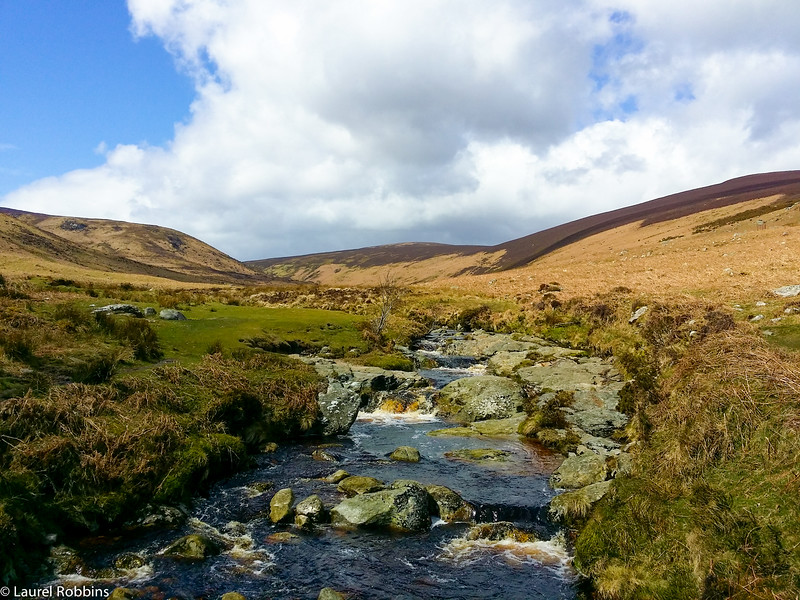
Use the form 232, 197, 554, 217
1, 172, 800, 599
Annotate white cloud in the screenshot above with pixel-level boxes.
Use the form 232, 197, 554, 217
4, 0, 800, 259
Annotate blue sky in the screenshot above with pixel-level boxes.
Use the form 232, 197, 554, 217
0, 1, 192, 193
2, 1, 800, 260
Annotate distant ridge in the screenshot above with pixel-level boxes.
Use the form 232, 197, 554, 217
493, 170, 800, 270
0, 208, 270, 284
247, 170, 800, 282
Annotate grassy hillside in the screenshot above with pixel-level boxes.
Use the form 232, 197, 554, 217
0, 208, 268, 285
248, 171, 800, 286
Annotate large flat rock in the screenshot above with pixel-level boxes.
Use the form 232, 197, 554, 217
435, 375, 524, 423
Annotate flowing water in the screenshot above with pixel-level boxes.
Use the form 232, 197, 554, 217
48, 333, 578, 599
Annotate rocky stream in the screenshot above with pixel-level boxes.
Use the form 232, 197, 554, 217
42, 330, 632, 599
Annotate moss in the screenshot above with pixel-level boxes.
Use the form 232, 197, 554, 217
155, 434, 246, 503
535, 428, 581, 454
354, 351, 415, 371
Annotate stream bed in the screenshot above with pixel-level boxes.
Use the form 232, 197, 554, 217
46, 334, 580, 599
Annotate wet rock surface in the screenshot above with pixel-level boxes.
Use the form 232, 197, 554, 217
435, 375, 525, 423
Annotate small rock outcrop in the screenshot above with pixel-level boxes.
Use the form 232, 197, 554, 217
550, 453, 608, 489
435, 376, 524, 423
318, 589, 346, 600
774, 284, 800, 297
159, 309, 187, 321
93, 304, 144, 318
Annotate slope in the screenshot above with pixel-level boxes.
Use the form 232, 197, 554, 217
247, 171, 800, 285
0, 208, 268, 285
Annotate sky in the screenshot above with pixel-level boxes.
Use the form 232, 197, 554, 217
2, 1, 800, 261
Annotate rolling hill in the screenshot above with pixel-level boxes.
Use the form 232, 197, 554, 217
0, 208, 269, 285
247, 171, 800, 286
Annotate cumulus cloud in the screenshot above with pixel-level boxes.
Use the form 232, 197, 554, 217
4, 0, 800, 259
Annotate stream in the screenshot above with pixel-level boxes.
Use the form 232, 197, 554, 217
47, 332, 579, 599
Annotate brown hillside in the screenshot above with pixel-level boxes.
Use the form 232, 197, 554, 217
247, 171, 800, 285
0, 208, 269, 285
442, 191, 800, 303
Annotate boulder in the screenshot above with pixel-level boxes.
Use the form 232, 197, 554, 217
426, 484, 475, 522
314, 378, 361, 436
159, 309, 187, 321
269, 488, 295, 523
162, 534, 223, 560
389, 446, 421, 462
337, 476, 385, 496
773, 285, 800, 297
143, 307, 157, 316
435, 376, 524, 423
93, 304, 144, 317
550, 453, 607, 489
221, 594, 247, 600
295, 494, 327, 524
330, 485, 431, 532
318, 589, 346, 600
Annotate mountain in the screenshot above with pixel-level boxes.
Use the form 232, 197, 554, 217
247, 171, 800, 285
0, 208, 268, 285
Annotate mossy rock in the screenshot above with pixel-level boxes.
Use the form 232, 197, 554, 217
550, 480, 612, 523
465, 521, 536, 543
322, 469, 350, 484
337, 476, 385, 496
113, 553, 146, 570
550, 453, 607, 489
163, 533, 223, 560
330, 485, 430, 532
269, 488, 295, 523
444, 448, 511, 463
426, 484, 475, 522
389, 446, 421, 462
535, 428, 581, 455
318, 588, 346, 600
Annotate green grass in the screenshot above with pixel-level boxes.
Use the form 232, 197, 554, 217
763, 324, 800, 351
152, 303, 369, 363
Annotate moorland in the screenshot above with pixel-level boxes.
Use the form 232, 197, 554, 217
1, 171, 800, 599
